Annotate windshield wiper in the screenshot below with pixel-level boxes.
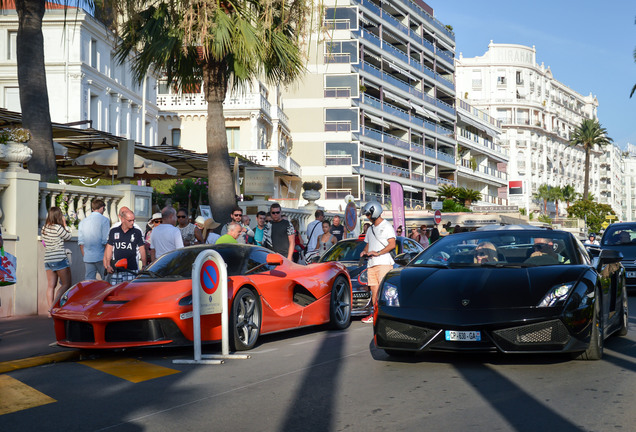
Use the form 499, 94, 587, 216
480, 262, 531, 268
413, 263, 449, 268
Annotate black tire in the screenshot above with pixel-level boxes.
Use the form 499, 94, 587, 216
329, 275, 351, 330
230, 287, 261, 351
577, 290, 603, 360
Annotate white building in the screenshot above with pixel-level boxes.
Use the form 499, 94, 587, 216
281, 0, 457, 210
0, 6, 159, 145
156, 79, 301, 199
456, 42, 601, 215
622, 143, 636, 221
455, 98, 508, 205
599, 144, 625, 220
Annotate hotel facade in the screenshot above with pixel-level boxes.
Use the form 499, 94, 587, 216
282, 0, 457, 210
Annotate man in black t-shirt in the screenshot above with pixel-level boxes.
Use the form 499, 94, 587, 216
263, 203, 295, 260
330, 215, 344, 241
104, 209, 146, 285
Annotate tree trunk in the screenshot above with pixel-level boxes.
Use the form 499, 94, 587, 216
543, 199, 547, 214
15, 0, 57, 181
583, 146, 591, 200
203, 60, 235, 227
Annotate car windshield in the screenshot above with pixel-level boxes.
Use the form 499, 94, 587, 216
320, 240, 366, 262
601, 226, 636, 246
139, 245, 246, 279
410, 230, 578, 267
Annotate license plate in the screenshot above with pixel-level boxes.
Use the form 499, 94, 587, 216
627, 272, 636, 279
445, 330, 481, 341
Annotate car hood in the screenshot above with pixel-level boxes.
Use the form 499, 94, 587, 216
393, 265, 588, 310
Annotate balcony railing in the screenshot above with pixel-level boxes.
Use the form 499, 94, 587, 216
362, 192, 425, 209
356, 127, 455, 164
236, 149, 300, 176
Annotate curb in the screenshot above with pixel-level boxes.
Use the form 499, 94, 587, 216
0, 351, 81, 374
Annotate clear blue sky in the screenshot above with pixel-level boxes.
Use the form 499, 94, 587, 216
432, 1, 636, 150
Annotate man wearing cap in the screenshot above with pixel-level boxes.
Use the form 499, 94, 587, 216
78, 199, 110, 280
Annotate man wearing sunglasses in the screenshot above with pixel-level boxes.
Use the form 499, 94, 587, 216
263, 202, 295, 261
221, 206, 254, 244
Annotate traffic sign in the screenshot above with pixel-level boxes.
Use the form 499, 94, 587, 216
431, 201, 443, 210
200, 260, 220, 295
344, 202, 357, 232
434, 210, 442, 224
601, 221, 610, 230
606, 215, 617, 220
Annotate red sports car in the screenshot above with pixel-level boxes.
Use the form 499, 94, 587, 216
52, 244, 352, 351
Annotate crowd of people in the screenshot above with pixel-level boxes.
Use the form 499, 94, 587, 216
43, 199, 468, 313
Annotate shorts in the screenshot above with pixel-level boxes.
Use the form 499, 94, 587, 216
45, 258, 70, 272
367, 264, 393, 288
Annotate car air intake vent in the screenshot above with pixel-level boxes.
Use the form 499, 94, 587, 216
377, 319, 436, 349
492, 319, 570, 351
65, 320, 95, 343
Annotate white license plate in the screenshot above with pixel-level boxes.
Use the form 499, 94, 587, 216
627, 272, 636, 279
445, 330, 481, 342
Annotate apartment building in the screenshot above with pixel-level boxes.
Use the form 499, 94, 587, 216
0, 6, 159, 145
455, 98, 508, 205
599, 144, 625, 220
281, 0, 457, 210
456, 42, 600, 215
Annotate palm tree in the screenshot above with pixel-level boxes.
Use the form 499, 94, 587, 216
569, 119, 613, 200
437, 184, 458, 201
560, 184, 579, 209
533, 184, 551, 214
456, 187, 481, 207
116, 1, 311, 223
547, 186, 564, 218
0, 0, 77, 181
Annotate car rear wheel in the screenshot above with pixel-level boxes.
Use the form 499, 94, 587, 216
231, 287, 261, 351
329, 276, 351, 330
577, 290, 603, 360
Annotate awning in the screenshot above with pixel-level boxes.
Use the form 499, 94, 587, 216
410, 102, 441, 122
383, 89, 410, 107
403, 185, 420, 193
364, 113, 391, 129
457, 112, 500, 138
387, 121, 409, 132
363, 177, 383, 185
384, 60, 416, 80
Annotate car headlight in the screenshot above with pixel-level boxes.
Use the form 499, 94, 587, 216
538, 282, 575, 307
381, 282, 400, 307
357, 269, 368, 285
59, 285, 77, 307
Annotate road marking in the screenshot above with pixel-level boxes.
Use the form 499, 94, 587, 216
0, 351, 80, 374
79, 358, 180, 383
0, 375, 56, 415
248, 348, 277, 354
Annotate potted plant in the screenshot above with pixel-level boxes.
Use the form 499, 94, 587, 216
302, 181, 322, 207
0, 127, 33, 170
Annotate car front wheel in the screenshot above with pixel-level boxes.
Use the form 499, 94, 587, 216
577, 289, 603, 360
329, 275, 351, 330
231, 287, 261, 351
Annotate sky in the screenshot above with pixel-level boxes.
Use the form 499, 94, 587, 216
432, 0, 636, 150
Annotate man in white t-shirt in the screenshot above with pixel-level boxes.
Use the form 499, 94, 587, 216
150, 206, 184, 261
360, 201, 395, 324
304, 209, 325, 261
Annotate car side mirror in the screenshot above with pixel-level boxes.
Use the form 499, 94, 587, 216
599, 249, 623, 264
586, 246, 601, 258
114, 258, 128, 269
394, 253, 412, 266
266, 254, 284, 266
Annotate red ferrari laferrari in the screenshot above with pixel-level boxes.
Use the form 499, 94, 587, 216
52, 244, 352, 351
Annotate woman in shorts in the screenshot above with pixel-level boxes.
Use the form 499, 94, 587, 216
42, 206, 72, 312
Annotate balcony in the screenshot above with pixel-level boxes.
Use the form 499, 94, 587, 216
236, 149, 300, 176
362, 192, 425, 209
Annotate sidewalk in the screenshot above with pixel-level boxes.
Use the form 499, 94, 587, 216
0, 315, 80, 373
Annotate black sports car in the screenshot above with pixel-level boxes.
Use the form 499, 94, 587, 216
319, 237, 424, 316
374, 228, 627, 360
599, 222, 636, 291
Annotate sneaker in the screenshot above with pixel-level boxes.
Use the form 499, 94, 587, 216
361, 315, 374, 324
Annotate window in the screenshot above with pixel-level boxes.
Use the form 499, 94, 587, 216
7, 31, 17, 60
325, 176, 360, 199
326, 142, 359, 166
324, 74, 359, 98
497, 75, 506, 86
90, 39, 97, 69
323, 7, 358, 30
157, 80, 170, 95
325, 108, 359, 132
226, 127, 240, 150
324, 41, 359, 64
171, 128, 181, 147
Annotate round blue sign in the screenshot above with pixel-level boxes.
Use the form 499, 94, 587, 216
200, 260, 220, 295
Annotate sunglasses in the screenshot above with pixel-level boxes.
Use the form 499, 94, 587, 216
152, 219, 162, 223
475, 250, 490, 257
233, 213, 243, 217
271, 211, 281, 215
177, 215, 187, 218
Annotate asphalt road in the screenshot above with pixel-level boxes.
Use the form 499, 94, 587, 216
3, 300, 636, 432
